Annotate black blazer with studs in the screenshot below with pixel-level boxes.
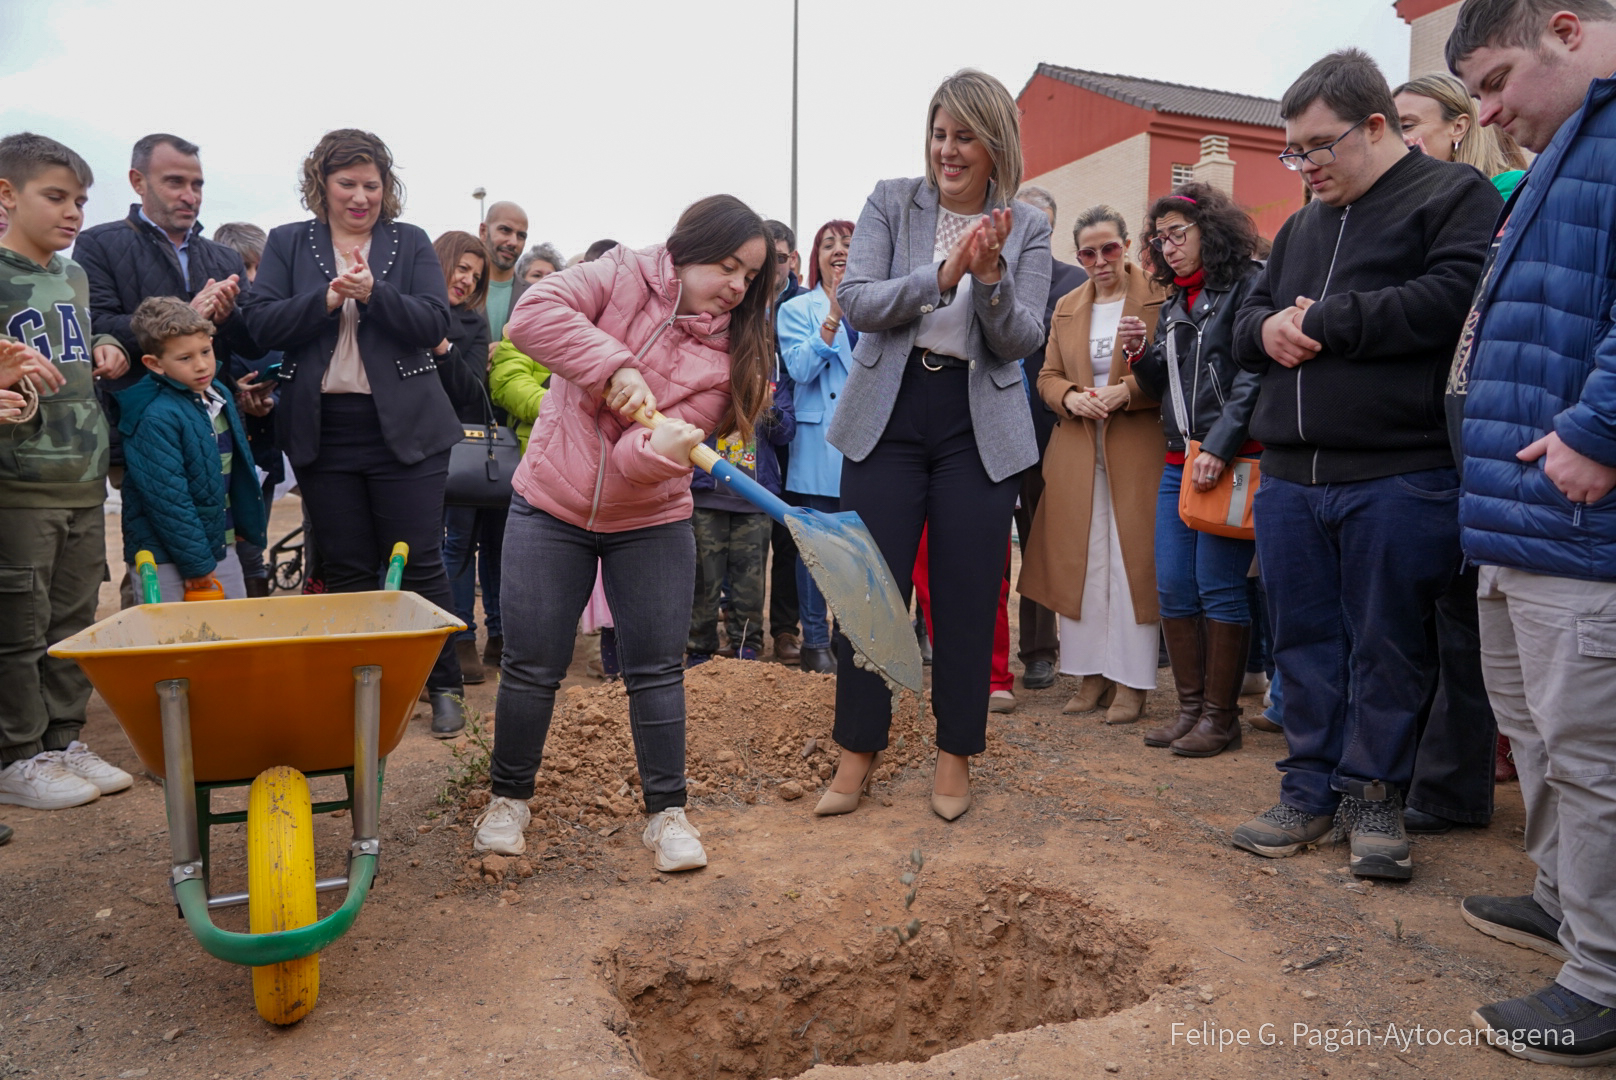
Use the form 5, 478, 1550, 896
240, 219, 461, 468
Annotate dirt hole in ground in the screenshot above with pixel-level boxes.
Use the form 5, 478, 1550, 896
609, 880, 1164, 1080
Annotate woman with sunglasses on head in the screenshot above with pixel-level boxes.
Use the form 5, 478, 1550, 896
1125, 182, 1263, 759
1020, 207, 1165, 725
819, 69, 1052, 821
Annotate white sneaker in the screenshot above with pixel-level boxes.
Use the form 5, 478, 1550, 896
642, 807, 707, 872
473, 796, 530, 855
49, 741, 133, 795
0, 754, 101, 810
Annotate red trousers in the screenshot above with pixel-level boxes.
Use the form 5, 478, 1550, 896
913, 523, 1014, 693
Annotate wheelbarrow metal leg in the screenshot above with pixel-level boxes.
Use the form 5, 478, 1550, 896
157, 678, 204, 898
350, 665, 381, 860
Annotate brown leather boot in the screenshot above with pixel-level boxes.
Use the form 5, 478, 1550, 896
1171, 620, 1251, 757
1143, 617, 1204, 747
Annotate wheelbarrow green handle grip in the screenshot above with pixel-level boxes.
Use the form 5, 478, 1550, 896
134, 551, 162, 605
174, 855, 376, 966
384, 542, 408, 591
626, 404, 793, 524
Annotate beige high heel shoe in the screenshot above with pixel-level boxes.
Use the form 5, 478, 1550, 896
813, 751, 883, 816
930, 754, 972, 821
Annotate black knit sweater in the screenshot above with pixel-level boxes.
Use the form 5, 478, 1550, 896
1232, 150, 1502, 484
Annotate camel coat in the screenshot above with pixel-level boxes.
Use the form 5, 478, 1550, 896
1018, 263, 1167, 623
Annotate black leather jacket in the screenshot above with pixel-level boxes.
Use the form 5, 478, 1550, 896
1130, 265, 1262, 461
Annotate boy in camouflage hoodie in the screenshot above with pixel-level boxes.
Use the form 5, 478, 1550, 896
0, 133, 135, 821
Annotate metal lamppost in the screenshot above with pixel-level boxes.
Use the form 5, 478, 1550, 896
790, 0, 799, 241
472, 187, 487, 222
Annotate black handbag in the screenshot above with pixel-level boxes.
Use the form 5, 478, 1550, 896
444, 351, 522, 509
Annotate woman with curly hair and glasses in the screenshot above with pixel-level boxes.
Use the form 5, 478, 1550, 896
1125, 181, 1264, 759
240, 128, 466, 732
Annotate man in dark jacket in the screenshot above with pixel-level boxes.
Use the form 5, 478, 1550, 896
1228, 49, 1501, 882
75, 134, 262, 447
1014, 187, 1086, 690
1445, 0, 1616, 1062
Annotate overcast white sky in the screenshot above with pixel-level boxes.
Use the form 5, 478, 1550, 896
0, 0, 1410, 260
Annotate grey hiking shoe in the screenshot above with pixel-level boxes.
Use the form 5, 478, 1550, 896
1462, 894, 1570, 962
1475, 982, 1616, 1066
1335, 782, 1411, 880
1232, 804, 1333, 858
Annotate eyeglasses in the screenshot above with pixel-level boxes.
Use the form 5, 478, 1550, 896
1075, 240, 1125, 267
1279, 116, 1369, 171
1149, 223, 1197, 251
774, 252, 792, 264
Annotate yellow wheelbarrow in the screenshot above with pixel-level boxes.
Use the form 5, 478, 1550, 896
49, 544, 461, 1025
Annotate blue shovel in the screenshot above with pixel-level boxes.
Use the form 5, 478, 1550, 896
631, 405, 924, 693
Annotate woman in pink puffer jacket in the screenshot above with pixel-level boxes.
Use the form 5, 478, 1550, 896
474, 195, 776, 873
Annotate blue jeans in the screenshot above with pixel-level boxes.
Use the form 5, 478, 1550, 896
444, 505, 506, 643
792, 493, 839, 648
490, 497, 694, 812
1154, 466, 1255, 622
1255, 469, 1461, 816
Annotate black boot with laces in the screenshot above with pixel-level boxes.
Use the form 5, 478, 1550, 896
1335, 781, 1412, 880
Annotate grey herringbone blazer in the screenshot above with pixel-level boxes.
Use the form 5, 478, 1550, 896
826, 177, 1052, 482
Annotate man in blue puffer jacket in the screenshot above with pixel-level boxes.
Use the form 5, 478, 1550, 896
1447, 0, 1616, 1064
117, 297, 267, 601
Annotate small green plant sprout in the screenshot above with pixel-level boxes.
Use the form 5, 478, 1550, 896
437, 703, 493, 804
879, 849, 928, 945
1395, 918, 1405, 941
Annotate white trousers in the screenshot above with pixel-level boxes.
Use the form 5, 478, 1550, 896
1057, 459, 1159, 690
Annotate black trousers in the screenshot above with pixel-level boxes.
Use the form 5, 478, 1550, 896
296, 395, 463, 691
1408, 564, 1497, 824
1013, 464, 1059, 665
833, 362, 1019, 757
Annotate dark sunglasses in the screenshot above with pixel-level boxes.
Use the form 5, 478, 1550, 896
1076, 241, 1125, 267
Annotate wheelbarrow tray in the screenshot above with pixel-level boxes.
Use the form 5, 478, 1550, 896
50, 591, 462, 783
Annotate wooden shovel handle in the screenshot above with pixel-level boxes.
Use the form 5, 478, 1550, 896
623, 400, 721, 472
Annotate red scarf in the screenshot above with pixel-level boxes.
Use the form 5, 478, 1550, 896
1174, 267, 1206, 309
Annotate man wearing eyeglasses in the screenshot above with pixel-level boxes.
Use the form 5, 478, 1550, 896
1229, 48, 1501, 883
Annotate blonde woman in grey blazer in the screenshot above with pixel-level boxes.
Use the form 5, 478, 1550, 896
816, 69, 1052, 822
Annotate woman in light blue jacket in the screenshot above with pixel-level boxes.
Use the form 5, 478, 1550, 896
776, 219, 856, 673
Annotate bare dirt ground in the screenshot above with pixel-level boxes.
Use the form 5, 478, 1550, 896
0, 495, 1595, 1080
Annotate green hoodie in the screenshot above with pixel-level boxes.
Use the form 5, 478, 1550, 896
0, 246, 121, 508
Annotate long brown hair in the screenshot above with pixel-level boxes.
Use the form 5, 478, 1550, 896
299, 128, 404, 225
667, 194, 774, 445
431, 230, 489, 312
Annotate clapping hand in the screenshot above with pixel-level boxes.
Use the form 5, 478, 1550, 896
0, 338, 66, 394
190, 275, 242, 321
329, 247, 374, 305
964, 208, 1012, 285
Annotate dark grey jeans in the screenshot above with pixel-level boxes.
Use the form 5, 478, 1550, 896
490, 496, 694, 812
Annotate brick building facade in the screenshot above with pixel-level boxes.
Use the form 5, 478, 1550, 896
1017, 64, 1304, 260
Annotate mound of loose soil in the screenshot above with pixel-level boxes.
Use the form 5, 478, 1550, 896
451, 659, 1044, 863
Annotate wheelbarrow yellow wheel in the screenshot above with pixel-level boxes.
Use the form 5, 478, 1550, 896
247, 766, 320, 1024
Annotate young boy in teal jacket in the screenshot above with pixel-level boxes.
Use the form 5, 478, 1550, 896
117, 296, 266, 602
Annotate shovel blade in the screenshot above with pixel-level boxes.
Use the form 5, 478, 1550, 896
784, 508, 924, 693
